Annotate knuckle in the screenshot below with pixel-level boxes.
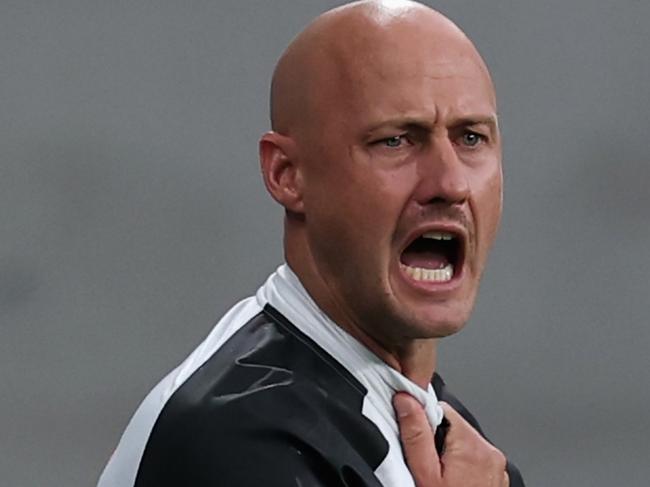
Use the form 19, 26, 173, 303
492, 449, 507, 471
472, 443, 506, 468
402, 425, 427, 445
483, 445, 507, 470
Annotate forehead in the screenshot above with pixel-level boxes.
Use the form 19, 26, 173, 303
317, 22, 496, 128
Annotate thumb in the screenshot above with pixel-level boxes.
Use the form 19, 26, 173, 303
393, 392, 441, 486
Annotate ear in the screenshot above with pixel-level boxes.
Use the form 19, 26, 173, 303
259, 131, 304, 213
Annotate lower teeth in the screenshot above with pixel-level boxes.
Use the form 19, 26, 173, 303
401, 263, 454, 282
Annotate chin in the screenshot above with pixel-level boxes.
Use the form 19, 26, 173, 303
400, 305, 472, 339
426, 319, 467, 338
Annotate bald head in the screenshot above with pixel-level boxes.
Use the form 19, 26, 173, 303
270, 0, 493, 135
259, 0, 503, 347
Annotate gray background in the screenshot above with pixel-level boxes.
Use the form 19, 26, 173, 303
2, 1, 648, 486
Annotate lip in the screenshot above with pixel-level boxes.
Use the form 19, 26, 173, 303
396, 221, 469, 293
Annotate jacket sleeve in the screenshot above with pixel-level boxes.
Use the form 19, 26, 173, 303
506, 460, 526, 487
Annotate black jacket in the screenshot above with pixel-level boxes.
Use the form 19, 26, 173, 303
131, 305, 525, 486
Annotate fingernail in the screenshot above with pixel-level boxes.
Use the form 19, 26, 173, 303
393, 394, 413, 418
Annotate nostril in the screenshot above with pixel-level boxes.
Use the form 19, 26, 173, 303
428, 197, 448, 205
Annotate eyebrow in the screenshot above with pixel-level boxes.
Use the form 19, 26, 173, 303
451, 115, 499, 128
364, 113, 499, 136
449, 115, 500, 137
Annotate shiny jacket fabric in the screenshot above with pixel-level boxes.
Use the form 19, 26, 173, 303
117, 305, 524, 486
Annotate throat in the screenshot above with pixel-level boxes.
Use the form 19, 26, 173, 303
395, 340, 439, 390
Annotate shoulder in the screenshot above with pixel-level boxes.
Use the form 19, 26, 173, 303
134, 307, 386, 486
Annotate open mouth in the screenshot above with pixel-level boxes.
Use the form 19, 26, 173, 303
399, 231, 463, 283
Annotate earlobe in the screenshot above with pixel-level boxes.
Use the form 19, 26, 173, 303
259, 131, 304, 213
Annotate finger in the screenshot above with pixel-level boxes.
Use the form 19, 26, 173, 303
393, 392, 440, 486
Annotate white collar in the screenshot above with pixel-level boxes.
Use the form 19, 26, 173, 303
255, 264, 444, 436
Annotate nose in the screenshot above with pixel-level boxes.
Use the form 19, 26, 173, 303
413, 136, 470, 205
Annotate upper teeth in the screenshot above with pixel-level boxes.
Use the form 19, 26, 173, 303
422, 231, 454, 241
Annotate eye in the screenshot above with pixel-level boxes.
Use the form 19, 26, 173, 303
381, 135, 408, 148
461, 131, 485, 147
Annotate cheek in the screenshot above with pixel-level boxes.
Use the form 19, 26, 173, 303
303, 176, 380, 263
303, 147, 419, 250
474, 165, 503, 246
342, 165, 414, 222
492, 166, 504, 225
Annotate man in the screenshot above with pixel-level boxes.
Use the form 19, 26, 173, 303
98, 1, 525, 485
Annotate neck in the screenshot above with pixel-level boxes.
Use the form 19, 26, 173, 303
344, 322, 439, 390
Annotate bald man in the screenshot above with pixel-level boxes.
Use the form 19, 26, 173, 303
98, 1, 525, 486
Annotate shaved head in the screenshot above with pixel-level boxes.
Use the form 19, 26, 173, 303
270, 0, 494, 135
260, 0, 502, 355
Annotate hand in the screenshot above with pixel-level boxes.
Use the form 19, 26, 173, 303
393, 393, 509, 487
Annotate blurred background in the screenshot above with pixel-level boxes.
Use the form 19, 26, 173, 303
1, 1, 649, 485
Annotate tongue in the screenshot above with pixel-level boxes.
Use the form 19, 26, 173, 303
401, 248, 450, 270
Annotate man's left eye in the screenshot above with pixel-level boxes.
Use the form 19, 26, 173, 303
461, 132, 484, 147
383, 135, 407, 148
